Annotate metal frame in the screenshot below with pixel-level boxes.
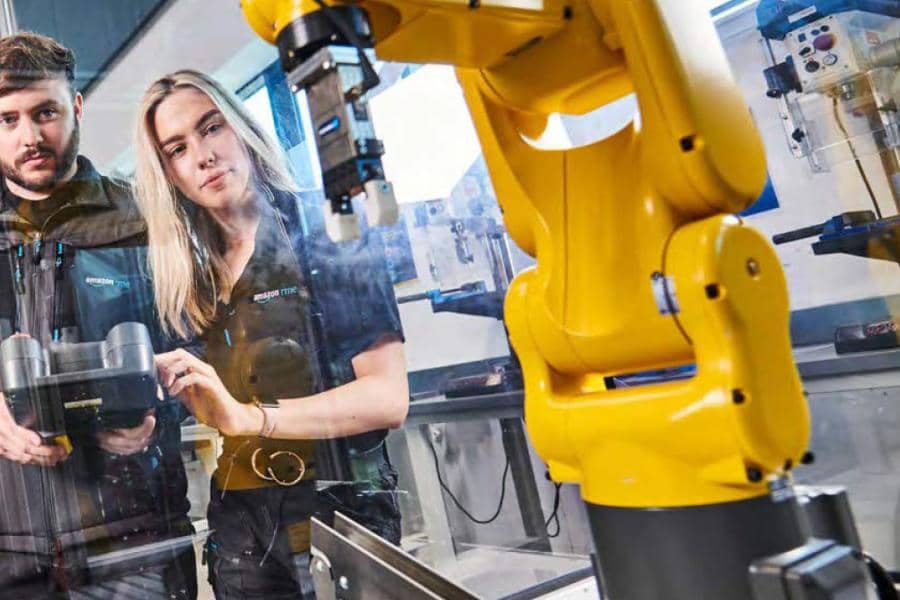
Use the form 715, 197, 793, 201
310, 512, 479, 599
312, 512, 601, 599
406, 390, 523, 426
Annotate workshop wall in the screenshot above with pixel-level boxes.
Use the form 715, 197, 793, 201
77, 0, 276, 174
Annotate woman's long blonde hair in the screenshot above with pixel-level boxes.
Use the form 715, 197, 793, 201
133, 69, 297, 339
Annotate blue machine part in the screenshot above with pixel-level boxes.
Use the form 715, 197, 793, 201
811, 214, 900, 262
816, 214, 900, 241
396, 280, 505, 318
427, 281, 488, 306
770, 212, 900, 262
757, 0, 900, 39
818, 213, 874, 239
741, 176, 780, 217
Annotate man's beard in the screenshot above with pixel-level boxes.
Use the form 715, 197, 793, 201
1, 123, 80, 194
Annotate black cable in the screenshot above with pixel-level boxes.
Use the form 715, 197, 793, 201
311, 0, 380, 96
544, 482, 563, 538
427, 433, 510, 525
260, 485, 291, 567
863, 551, 900, 600
832, 96, 884, 220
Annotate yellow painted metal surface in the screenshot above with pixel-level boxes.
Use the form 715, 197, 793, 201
241, 0, 320, 43
242, 0, 810, 508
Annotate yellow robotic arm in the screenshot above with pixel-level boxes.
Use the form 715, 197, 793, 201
242, 1, 822, 597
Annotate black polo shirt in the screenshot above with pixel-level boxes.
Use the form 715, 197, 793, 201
286, 190, 405, 455
206, 196, 404, 489
203, 200, 319, 490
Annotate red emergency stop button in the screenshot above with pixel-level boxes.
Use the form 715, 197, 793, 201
813, 33, 836, 52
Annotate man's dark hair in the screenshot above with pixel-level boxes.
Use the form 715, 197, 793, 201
0, 32, 75, 97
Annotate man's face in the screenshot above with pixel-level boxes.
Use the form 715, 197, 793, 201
0, 77, 82, 197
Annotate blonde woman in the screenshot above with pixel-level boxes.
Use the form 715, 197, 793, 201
133, 70, 408, 599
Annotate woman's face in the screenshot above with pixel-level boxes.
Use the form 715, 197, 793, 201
153, 87, 252, 211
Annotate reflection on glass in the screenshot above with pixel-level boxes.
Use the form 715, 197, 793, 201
2, 0, 899, 597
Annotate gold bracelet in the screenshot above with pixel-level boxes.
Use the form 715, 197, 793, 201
253, 401, 278, 438
253, 403, 266, 437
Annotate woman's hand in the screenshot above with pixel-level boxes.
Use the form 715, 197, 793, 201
155, 349, 262, 437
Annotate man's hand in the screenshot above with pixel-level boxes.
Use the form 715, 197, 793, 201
156, 349, 260, 437
0, 393, 69, 466
96, 410, 157, 456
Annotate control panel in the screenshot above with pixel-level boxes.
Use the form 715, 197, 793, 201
785, 15, 859, 93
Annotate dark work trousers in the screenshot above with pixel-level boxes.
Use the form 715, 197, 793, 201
205, 447, 401, 599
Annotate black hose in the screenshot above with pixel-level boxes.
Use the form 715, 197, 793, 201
427, 432, 510, 525
863, 551, 900, 599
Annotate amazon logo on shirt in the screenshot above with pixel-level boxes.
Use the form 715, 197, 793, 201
251, 286, 299, 305
85, 276, 131, 290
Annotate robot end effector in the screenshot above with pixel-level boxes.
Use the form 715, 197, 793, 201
259, 2, 398, 242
